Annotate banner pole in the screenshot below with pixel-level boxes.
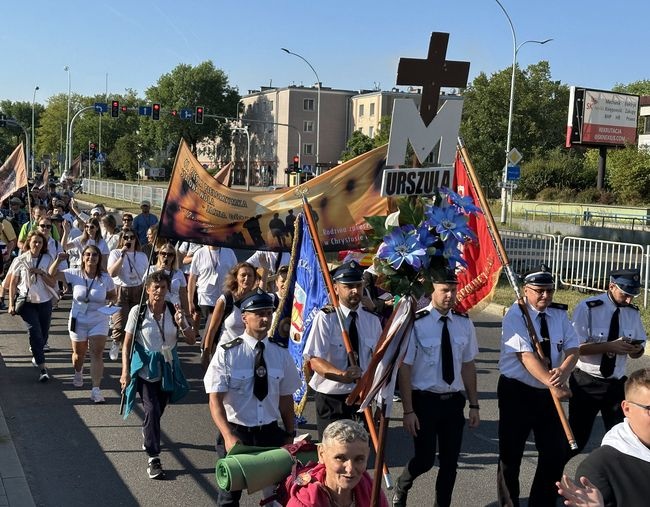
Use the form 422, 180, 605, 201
457, 138, 577, 450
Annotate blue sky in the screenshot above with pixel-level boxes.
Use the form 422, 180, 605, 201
2, 0, 648, 105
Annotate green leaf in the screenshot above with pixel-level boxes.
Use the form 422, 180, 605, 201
364, 215, 388, 238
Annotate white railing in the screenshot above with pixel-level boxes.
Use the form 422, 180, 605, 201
82, 179, 167, 208
502, 231, 560, 287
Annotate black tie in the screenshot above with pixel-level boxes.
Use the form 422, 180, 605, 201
349, 311, 360, 359
600, 307, 620, 378
440, 316, 454, 385
539, 312, 552, 369
254, 342, 268, 400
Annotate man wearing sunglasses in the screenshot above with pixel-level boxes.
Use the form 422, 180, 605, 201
497, 264, 579, 506
568, 268, 647, 454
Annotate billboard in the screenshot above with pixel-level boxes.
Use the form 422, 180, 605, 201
566, 87, 639, 148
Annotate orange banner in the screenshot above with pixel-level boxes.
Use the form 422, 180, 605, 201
158, 140, 390, 251
0, 143, 27, 204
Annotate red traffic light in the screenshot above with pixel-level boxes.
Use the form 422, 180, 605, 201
111, 100, 119, 118
292, 156, 300, 171
171, 109, 177, 116
195, 106, 204, 124
152, 103, 161, 121
121, 105, 128, 112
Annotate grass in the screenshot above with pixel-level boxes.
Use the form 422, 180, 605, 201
74, 194, 151, 215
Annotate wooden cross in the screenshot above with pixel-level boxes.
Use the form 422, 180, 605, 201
397, 32, 470, 126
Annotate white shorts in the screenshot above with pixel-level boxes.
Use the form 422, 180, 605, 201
69, 313, 110, 342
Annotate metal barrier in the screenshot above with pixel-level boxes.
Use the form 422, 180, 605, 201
502, 231, 560, 286
82, 179, 166, 208
523, 208, 650, 231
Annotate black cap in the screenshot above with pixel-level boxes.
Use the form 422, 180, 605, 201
610, 268, 641, 296
524, 264, 554, 286
331, 260, 364, 284
236, 288, 276, 312
431, 266, 458, 284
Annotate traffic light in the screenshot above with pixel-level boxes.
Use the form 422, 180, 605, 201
152, 103, 161, 121
0, 114, 6, 127
121, 105, 128, 113
89, 142, 97, 161
111, 100, 119, 118
171, 109, 177, 117
293, 156, 300, 172
195, 106, 204, 124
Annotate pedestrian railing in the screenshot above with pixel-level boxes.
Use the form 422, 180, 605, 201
82, 179, 166, 208
523, 208, 650, 231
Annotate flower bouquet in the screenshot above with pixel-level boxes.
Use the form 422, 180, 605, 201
363, 188, 481, 299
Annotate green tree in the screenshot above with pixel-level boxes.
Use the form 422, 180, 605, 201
0, 100, 44, 162
583, 146, 650, 204
612, 79, 650, 96
372, 115, 392, 147
460, 61, 569, 197
341, 130, 374, 161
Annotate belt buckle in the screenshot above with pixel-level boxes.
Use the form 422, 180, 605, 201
440, 393, 454, 401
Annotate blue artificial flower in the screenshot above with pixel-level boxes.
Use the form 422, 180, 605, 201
424, 205, 474, 243
377, 226, 426, 271
442, 243, 468, 268
440, 187, 482, 214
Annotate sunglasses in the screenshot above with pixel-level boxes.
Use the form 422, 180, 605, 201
123, 217, 133, 221
159, 252, 175, 257
83, 253, 99, 258
527, 287, 555, 295
38, 224, 52, 229
85, 225, 97, 229
123, 235, 136, 240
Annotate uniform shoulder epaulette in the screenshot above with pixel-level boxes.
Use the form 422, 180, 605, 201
362, 306, 381, 318
268, 336, 288, 348
451, 309, 469, 318
586, 299, 604, 308
415, 309, 430, 320
549, 302, 568, 311
221, 337, 243, 350
629, 303, 640, 311
320, 305, 335, 314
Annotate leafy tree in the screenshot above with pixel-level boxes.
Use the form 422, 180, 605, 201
108, 133, 142, 180
341, 130, 374, 161
612, 79, 650, 96
372, 115, 391, 147
0, 100, 44, 162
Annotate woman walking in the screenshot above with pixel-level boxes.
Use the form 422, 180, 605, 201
62, 218, 110, 269
8, 231, 57, 382
50, 245, 116, 402
145, 244, 189, 316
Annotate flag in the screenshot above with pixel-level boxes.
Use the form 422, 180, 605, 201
213, 161, 233, 186
69, 155, 82, 180
271, 213, 329, 418
0, 143, 27, 204
454, 151, 503, 313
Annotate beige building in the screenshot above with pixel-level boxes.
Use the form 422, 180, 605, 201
351, 89, 422, 139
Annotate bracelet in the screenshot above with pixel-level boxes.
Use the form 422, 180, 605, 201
469, 404, 480, 410
403, 410, 414, 415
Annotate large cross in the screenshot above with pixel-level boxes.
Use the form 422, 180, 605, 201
397, 32, 470, 126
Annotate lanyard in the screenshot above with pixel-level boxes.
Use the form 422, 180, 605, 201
83, 274, 96, 303
152, 309, 166, 343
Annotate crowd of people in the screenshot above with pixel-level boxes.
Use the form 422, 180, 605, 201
1, 184, 648, 506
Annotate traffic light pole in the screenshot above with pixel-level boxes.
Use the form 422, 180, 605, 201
68, 105, 96, 176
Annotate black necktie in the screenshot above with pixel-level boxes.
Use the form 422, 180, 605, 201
600, 307, 620, 378
349, 311, 360, 359
539, 312, 552, 369
440, 316, 454, 385
254, 342, 268, 400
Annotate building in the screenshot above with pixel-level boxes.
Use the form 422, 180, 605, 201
638, 95, 650, 151
350, 88, 422, 139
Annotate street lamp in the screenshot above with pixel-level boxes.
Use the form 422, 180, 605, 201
495, 0, 552, 224
31, 85, 39, 180
281, 48, 320, 171
64, 66, 71, 175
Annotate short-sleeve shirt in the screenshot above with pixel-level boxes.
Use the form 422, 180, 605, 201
108, 250, 149, 287
145, 266, 187, 306
500, 300, 579, 388
13, 251, 55, 303
189, 247, 238, 306
203, 334, 301, 427
63, 268, 115, 317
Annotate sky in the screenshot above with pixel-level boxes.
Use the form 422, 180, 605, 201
2, 0, 649, 105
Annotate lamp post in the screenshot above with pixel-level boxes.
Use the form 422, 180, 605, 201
495, 0, 552, 224
31, 85, 39, 180
64, 66, 71, 175
281, 48, 320, 170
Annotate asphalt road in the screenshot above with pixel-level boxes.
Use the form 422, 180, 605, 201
1, 300, 648, 507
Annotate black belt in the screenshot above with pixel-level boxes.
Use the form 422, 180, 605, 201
229, 421, 278, 433
414, 390, 460, 401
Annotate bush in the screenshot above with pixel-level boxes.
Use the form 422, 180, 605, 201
574, 188, 616, 204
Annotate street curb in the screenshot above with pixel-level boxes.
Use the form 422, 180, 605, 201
0, 404, 36, 507
478, 302, 507, 317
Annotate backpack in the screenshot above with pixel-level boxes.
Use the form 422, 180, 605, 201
210, 291, 235, 354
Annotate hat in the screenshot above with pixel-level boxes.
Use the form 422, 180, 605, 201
524, 264, 554, 286
331, 260, 364, 284
140, 200, 151, 207
431, 266, 458, 284
236, 288, 277, 312
90, 207, 102, 215
610, 268, 641, 296
10, 197, 22, 205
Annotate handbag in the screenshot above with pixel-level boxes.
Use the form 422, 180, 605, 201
13, 290, 29, 313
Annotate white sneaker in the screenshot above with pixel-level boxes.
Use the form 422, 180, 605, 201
43, 343, 51, 352
73, 370, 83, 388
31, 357, 38, 368
109, 341, 120, 361
90, 387, 105, 404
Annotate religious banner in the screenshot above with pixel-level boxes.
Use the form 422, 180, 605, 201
158, 140, 389, 251
0, 143, 27, 204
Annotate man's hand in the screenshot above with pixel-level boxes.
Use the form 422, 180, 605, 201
556, 474, 604, 507
120, 372, 131, 392
340, 365, 362, 383
550, 384, 572, 401
607, 338, 639, 355
549, 366, 570, 387
468, 408, 480, 428
223, 433, 239, 453
403, 412, 420, 437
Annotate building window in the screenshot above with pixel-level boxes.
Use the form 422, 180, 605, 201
369, 126, 374, 138
359, 104, 365, 117
369, 103, 375, 116
268, 100, 274, 112
303, 143, 314, 155
303, 120, 314, 132
358, 127, 363, 134
645, 116, 650, 135
303, 98, 314, 111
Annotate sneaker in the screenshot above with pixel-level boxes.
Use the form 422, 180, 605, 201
141, 428, 146, 450
147, 458, 165, 480
90, 387, 105, 404
43, 343, 51, 352
109, 341, 120, 361
73, 370, 83, 388
392, 486, 407, 507
39, 369, 50, 383
31, 357, 38, 368
0, 300, 7, 311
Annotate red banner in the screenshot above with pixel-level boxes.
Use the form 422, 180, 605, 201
453, 152, 502, 313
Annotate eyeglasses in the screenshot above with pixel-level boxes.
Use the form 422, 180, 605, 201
626, 400, 650, 414
159, 252, 175, 257
123, 235, 136, 240
83, 253, 99, 258
527, 287, 555, 295
38, 224, 52, 229
123, 217, 133, 221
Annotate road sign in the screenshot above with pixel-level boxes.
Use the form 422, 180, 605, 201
94, 102, 108, 113
139, 106, 152, 117
180, 108, 193, 120
506, 165, 521, 181
95, 152, 106, 163
507, 148, 522, 166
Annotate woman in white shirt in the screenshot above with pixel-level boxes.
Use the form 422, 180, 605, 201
102, 214, 120, 251
62, 218, 110, 269
7, 231, 58, 382
145, 244, 189, 316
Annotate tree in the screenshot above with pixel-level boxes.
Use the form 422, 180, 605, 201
372, 115, 391, 147
340, 130, 374, 161
141, 61, 240, 155
460, 61, 569, 197
612, 79, 650, 96
0, 100, 44, 162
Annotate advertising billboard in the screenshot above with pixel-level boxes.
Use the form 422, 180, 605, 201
566, 87, 639, 148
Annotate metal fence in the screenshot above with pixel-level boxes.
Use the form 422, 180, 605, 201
503, 231, 650, 307
82, 179, 166, 208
